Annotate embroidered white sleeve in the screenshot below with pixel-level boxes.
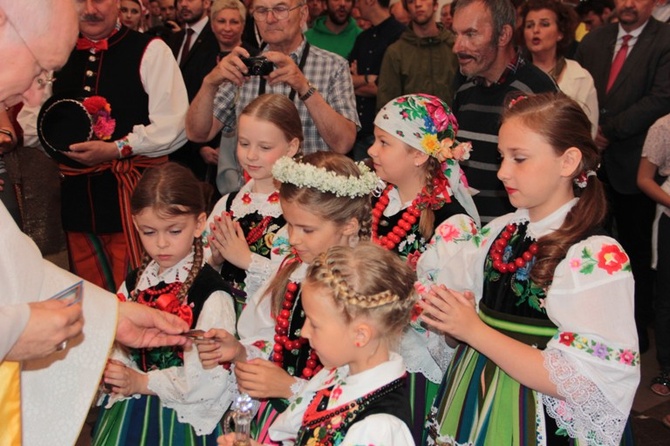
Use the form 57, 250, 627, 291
542, 349, 627, 446
342, 414, 415, 446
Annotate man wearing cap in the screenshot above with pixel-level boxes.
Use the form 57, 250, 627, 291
38, 0, 188, 293
186, 0, 359, 155
0, 2, 190, 444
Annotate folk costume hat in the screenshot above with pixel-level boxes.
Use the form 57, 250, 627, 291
37, 92, 116, 168
374, 94, 480, 226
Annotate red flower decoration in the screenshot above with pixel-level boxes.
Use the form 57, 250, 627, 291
597, 244, 629, 275
252, 340, 267, 350
241, 193, 252, 204
154, 293, 193, 326
410, 302, 424, 322
82, 95, 110, 115
559, 332, 575, 346
406, 250, 421, 271
268, 192, 280, 203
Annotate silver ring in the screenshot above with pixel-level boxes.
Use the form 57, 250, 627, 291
56, 340, 68, 351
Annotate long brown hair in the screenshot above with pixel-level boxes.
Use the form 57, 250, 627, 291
130, 162, 211, 302
266, 152, 373, 316
502, 92, 606, 288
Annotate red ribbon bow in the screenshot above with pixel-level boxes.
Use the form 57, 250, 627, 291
76, 37, 109, 51
154, 293, 194, 327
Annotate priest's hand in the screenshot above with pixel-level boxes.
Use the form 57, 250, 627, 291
115, 301, 190, 349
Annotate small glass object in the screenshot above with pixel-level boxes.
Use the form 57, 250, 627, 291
224, 393, 255, 446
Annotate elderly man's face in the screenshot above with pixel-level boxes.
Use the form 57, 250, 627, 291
452, 0, 499, 79
0, 0, 78, 106
252, 0, 307, 49
76, 0, 122, 40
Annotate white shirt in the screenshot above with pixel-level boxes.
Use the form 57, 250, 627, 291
177, 15, 210, 65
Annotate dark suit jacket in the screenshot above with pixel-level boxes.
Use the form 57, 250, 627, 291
575, 18, 670, 194
168, 21, 220, 182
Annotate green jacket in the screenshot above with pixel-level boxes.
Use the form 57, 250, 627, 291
305, 16, 361, 59
377, 24, 458, 111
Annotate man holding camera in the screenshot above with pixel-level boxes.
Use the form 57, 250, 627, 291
186, 0, 359, 154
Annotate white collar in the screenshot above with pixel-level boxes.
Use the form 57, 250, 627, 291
616, 20, 648, 40
136, 249, 196, 290
509, 198, 578, 240
230, 179, 283, 218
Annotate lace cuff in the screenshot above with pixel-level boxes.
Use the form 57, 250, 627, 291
399, 326, 451, 383
245, 254, 274, 299
289, 377, 307, 399
542, 349, 627, 446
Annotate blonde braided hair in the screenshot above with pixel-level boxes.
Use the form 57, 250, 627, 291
305, 242, 417, 343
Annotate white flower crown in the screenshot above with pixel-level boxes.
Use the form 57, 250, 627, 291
272, 156, 379, 198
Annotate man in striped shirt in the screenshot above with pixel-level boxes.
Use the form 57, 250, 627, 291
450, 0, 557, 223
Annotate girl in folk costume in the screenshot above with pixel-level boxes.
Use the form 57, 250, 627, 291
196, 152, 379, 444
93, 163, 238, 446
218, 243, 417, 446
418, 93, 640, 446
205, 94, 302, 316
368, 93, 479, 441
368, 93, 479, 270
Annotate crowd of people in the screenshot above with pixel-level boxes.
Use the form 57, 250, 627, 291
1, 0, 670, 444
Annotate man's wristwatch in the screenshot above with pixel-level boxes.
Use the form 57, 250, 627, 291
299, 83, 317, 102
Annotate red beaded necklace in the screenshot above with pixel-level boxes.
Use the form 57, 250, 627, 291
372, 177, 450, 251
272, 281, 322, 379
489, 223, 538, 274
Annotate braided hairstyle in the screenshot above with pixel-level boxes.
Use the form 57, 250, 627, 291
305, 242, 417, 346
130, 162, 210, 303
417, 156, 443, 241
502, 92, 606, 288
266, 151, 373, 316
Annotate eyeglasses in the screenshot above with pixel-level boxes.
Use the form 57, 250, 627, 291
252, 3, 304, 22
5, 15, 56, 90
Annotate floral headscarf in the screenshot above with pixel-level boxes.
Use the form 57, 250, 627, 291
374, 94, 471, 163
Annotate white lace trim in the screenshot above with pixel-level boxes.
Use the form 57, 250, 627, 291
290, 377, 307, 398
245, 253, 274, 299
399, 326, 450, 383
230, 180, 282, 218
542, 349, 627, 446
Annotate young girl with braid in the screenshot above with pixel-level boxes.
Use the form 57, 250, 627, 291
196, 152, 378, 445
204, 94, 302, 316
217, 243, 416, 446
368, 93, 479, 441
93, 163, 238, 446
418, 93, 639, 445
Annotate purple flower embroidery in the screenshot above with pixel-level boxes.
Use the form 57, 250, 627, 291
592, 343, 609, 359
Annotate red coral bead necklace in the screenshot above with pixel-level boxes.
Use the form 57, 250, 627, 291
489, 223, 538, 274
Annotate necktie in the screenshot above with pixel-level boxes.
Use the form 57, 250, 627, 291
606, 34, 632, 93
180, 28, 195, 65
76, 37, 109, 52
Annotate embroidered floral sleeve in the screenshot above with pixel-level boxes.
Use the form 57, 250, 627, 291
416, 214, 481, 289
542, 235, 639, 446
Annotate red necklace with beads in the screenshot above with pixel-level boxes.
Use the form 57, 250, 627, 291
371, 176, 450, 251
272, 281, 322, 379
489, 223, 538, 274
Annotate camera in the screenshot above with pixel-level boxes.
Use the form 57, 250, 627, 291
240, 56, 274, 76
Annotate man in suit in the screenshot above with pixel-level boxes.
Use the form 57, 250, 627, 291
576, 0, 670, 352
168, 0, 222, 185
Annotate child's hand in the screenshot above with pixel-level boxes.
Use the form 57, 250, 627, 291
195, 329, 245, 368
217, 433, 262, 446
418, 285, 480, 343
208, 224, 225, 267
209, 213, 252, 270
103, 359, 147, 396
234, 358, 296, 399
